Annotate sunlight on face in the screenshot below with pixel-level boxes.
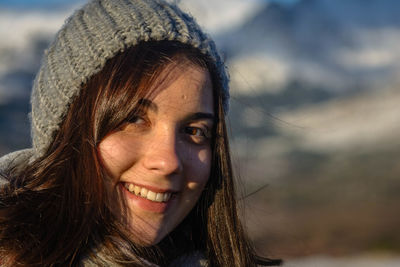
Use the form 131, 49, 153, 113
98, 58, 214, 245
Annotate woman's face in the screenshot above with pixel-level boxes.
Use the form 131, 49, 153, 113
98, 60, 214, 245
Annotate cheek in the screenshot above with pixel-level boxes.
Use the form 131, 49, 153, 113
184, 148, 210, 211
198, 149, 210, 164
185, 147, 211, 188
98, 133, 141, 179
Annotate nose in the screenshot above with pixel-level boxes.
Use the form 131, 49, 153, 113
142, 129, 183, 175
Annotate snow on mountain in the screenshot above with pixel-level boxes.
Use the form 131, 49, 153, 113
229, 53, 291, 94
221, 0, 400, 95
177, 0, 266, 34
276, 87, 400, 152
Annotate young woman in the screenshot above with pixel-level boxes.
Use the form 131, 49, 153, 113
0, 0, 282, 266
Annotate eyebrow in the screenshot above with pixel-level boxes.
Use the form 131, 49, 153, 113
137, 98, 158, 112
185, 112, 215, 122
138, 98, 214, 122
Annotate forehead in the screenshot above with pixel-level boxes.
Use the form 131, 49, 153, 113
149, 60, 214, 114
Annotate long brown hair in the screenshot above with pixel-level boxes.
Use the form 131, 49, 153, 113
0, 41, 280, 266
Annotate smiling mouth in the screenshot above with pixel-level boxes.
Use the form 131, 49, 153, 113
123, 183, 173, 203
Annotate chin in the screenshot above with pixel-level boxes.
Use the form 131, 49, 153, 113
136, 236, 162, 247
127, 222, 168, 247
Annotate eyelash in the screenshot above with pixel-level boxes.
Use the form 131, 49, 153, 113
184, 126, 211, 144
128, 115, 146, 125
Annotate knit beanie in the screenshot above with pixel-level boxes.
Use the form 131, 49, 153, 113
0, 0, 229, 173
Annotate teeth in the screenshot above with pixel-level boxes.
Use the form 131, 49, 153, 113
134, 185, 140, 195
140, 188, 148, 198
156, 193, 164, 202
128, 183, 134, 192
124, 183, 172, 203
147, 191, 156, 201
163, 193, 171, 202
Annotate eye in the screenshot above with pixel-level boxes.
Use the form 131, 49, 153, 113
118, 114, 149, 132
185, 127, 204, 136
128, 115, 146, 125
184, 126, 211, 144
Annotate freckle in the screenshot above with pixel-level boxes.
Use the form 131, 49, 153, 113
181, 94, 187, 100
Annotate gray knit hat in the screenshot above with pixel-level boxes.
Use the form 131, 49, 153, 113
0, 0, 229, 172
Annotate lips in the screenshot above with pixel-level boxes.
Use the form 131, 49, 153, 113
123, 182, 173, 203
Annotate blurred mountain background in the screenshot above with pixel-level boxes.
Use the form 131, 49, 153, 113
1, 0, 399, 264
